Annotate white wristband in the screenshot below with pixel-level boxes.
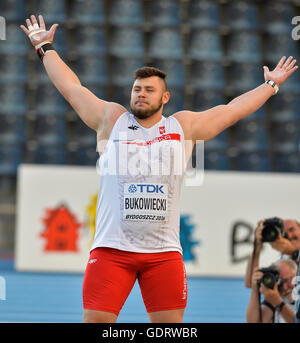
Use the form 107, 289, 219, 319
35, 40, 52, 49
265, 80, 279, 95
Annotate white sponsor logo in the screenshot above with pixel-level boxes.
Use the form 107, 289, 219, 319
124, 183, 168, 222
292, 16, 300, 40
95, 133, 205, 187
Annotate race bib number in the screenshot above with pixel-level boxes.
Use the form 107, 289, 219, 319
123, 183, 168, 222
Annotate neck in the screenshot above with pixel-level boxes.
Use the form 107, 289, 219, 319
134, 110, 163, 128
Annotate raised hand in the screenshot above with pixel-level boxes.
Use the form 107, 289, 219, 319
260, 282, 282, 307
263, 56, 298, 86
251, 267, 264, 291
270, 233, 296, 255
20, 14, 58, 48
255, 220, 264, 247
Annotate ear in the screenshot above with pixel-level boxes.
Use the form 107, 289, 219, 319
162, 91, 170, 105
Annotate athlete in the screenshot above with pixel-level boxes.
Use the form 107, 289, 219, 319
20, 15, 298, 323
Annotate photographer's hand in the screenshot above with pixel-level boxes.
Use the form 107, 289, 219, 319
246, 267, 272, 322
255, 220, 264, 249
260, 283, 295, 322
260, 283, 282, 308
251, 267, 263, 291
270, 234, 295, 256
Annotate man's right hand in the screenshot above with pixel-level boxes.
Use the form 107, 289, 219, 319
20, 14, 58, 49
254, 220, 264, 249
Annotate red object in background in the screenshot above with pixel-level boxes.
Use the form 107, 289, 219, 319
40, 204, 82, 252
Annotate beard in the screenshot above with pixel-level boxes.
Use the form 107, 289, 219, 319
281, 290, 293, 301
130, 98, 163, 120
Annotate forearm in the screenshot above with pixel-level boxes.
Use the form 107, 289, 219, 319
246, 290, 261, 322
42, 50, 81, 101
246, 291, 274, 323
245, 247, 262, 288
277, 304, 295, 323
228, 83, 274, 120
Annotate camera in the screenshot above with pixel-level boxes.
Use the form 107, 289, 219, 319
257, 265, 283, 290
261, 217, 286, 242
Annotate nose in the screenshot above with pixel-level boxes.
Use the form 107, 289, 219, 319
138, 88, 146, 97
285, 279, 295, 290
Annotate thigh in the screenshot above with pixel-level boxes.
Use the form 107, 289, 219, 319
83, 309, 118, 323
83, 247, 137, 316
138, 251, 187, 315
148, 309, 185, 323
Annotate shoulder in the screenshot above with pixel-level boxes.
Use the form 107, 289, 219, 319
171, 111, 196, 139
97, 102, 128, 138
171, 111, 195, 140
106, 102, 128, 122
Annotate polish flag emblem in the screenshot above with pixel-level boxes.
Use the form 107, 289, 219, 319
159, 126, 165, 135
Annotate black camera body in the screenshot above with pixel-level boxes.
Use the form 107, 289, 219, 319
258, 265, 283, 290
261, 217, 286, 242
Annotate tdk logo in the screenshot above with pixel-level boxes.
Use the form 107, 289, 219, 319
128, 184, 137, 193
128, 184, 164, 194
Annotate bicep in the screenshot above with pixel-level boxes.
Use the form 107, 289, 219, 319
189, 105, 239, 141
67, 85, 126, 131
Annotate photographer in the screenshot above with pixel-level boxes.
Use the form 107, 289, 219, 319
245, 218, 300, 289
246, 259, 297, 323
244, 218, 300, 322
269, 219, 300, 323
270, 219, 300, 261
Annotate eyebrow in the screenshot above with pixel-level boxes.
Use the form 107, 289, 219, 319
281, 276, 294, 283
133, 85, 155, 89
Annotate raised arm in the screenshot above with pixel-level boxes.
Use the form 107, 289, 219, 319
246, 267, 274, 323
244, 221, 264, 288
20, 15, 126, 133
174, 56, 298, 142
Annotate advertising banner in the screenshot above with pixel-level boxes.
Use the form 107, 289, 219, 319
15, 165, 300, 276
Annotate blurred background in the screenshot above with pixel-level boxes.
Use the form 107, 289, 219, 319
0, 0, 300, 255
0, 0, 300, 323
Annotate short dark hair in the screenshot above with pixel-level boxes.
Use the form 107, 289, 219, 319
134, 66, 167, 89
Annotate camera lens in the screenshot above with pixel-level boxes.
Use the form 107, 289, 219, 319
262, 274, 275, 289
261, 217, 284, 243
259, 265, 280, 290
262, 227, 279, 242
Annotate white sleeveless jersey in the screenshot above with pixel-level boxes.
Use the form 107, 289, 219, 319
91, 112, 186, 254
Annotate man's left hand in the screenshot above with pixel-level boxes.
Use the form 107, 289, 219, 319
263, 56, 298, 86
270, 234, 295, 255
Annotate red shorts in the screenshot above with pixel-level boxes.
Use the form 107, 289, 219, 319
82, 247, 187, 316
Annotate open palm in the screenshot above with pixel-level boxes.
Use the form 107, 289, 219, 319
263, 56, 298, 86
20, 14, 58, 48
